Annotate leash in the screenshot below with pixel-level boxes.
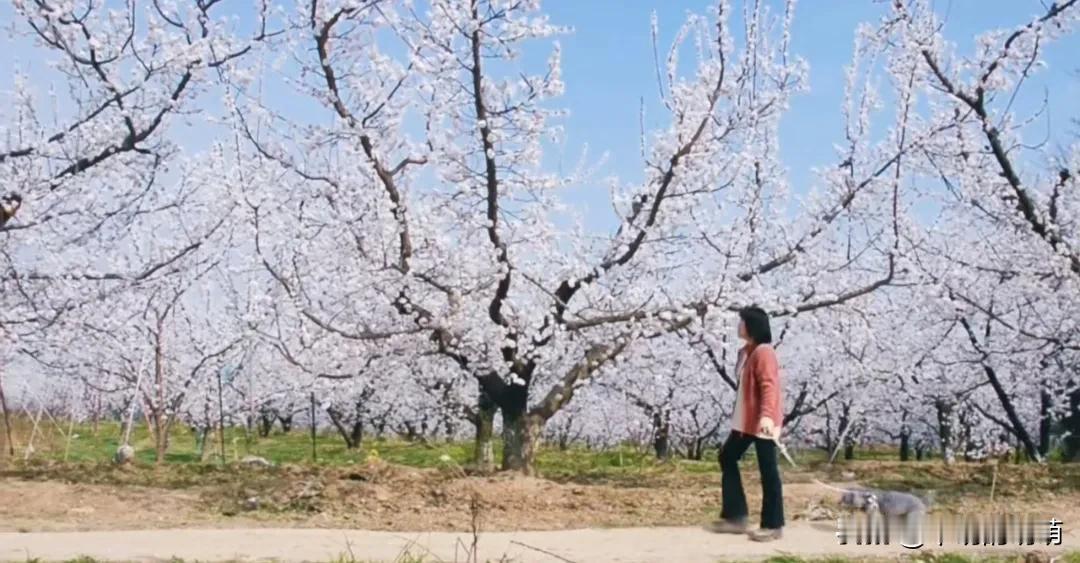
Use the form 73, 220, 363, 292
773, 441, 861, 494
775, 438, 800, 469
812, 479, 858, 494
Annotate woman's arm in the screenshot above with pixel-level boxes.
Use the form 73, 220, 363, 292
754, 346, 782, 431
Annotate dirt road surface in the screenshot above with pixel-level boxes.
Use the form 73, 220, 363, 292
1, 523, 1073, 562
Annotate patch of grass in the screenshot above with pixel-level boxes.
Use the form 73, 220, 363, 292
6, 415, 1080, 502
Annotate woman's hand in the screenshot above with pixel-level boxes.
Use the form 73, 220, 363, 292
758, 417, 776, 438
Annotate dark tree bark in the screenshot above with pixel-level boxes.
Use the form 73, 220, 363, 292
258, 411, 275, 438
1039, 383, 1052, 457
473, 390, 497, 471
326, 403, 364, 449
823, 407, 835, 454
499, 383, 531, 472
653, 410, 672, 461
403, 421, 419, 442
278, 414, 294, 433
899, 410, 911, 461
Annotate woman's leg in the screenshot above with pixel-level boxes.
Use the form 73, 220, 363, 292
753, 438, 785, 529
719, 431, 753, 522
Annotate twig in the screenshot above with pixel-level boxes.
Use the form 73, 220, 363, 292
469, 491, 482, 563
343, 534, 357, 563
389, 534, 446, 563
454, 537, 474, 563
509, 541, 579, 563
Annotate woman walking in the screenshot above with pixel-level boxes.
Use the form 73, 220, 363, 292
708, 306, 785, 542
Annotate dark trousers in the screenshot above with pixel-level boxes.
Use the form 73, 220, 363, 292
719, 430, 785, 529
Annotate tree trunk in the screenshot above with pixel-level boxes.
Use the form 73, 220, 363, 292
278, 414, 294, 433
153, 319, 167, 465
404, 421, 419, 442
473, 391, 497, 472
199, 427, 214, 462
91, 394, 101, 437
959, 408, 975, 462
409, 418, 432, 446
350, 420, 363, 448
326, 407, 362, 449
498, 382, 533, 468
500, 403, 526, 471
150, 409, 170, 464
899, 411, 910, 461
936, 399, 955, 464
443, 419, 458, 442
1039, 385, 1052, 457
501, 413, 543, 475
844, 443, 854, 460
500, 384, 541, 474
652, 410, 672, 461
0, 370, 15, 458
258, 412, 275, 438
1063, 385, 1080, 462
823, 408, 834, 454
688, 436, 706, 461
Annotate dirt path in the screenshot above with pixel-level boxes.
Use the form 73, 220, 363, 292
1, 524, 1074, 563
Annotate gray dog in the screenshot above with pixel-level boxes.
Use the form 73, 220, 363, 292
839, 488, 930, 546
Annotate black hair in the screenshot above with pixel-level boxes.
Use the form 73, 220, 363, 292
738, 306, 772, 345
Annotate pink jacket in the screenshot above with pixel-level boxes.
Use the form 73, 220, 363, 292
732, 343, 783, 439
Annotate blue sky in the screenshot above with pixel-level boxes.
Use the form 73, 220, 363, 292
537, 1, 1079, 231
2, 1, 1077, 235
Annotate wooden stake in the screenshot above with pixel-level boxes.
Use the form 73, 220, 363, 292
217, 367, 226, 465
310, 392, 317, 463
23, 404, 44, 460
63, 417, 76, 462
123, 351, 150, 448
